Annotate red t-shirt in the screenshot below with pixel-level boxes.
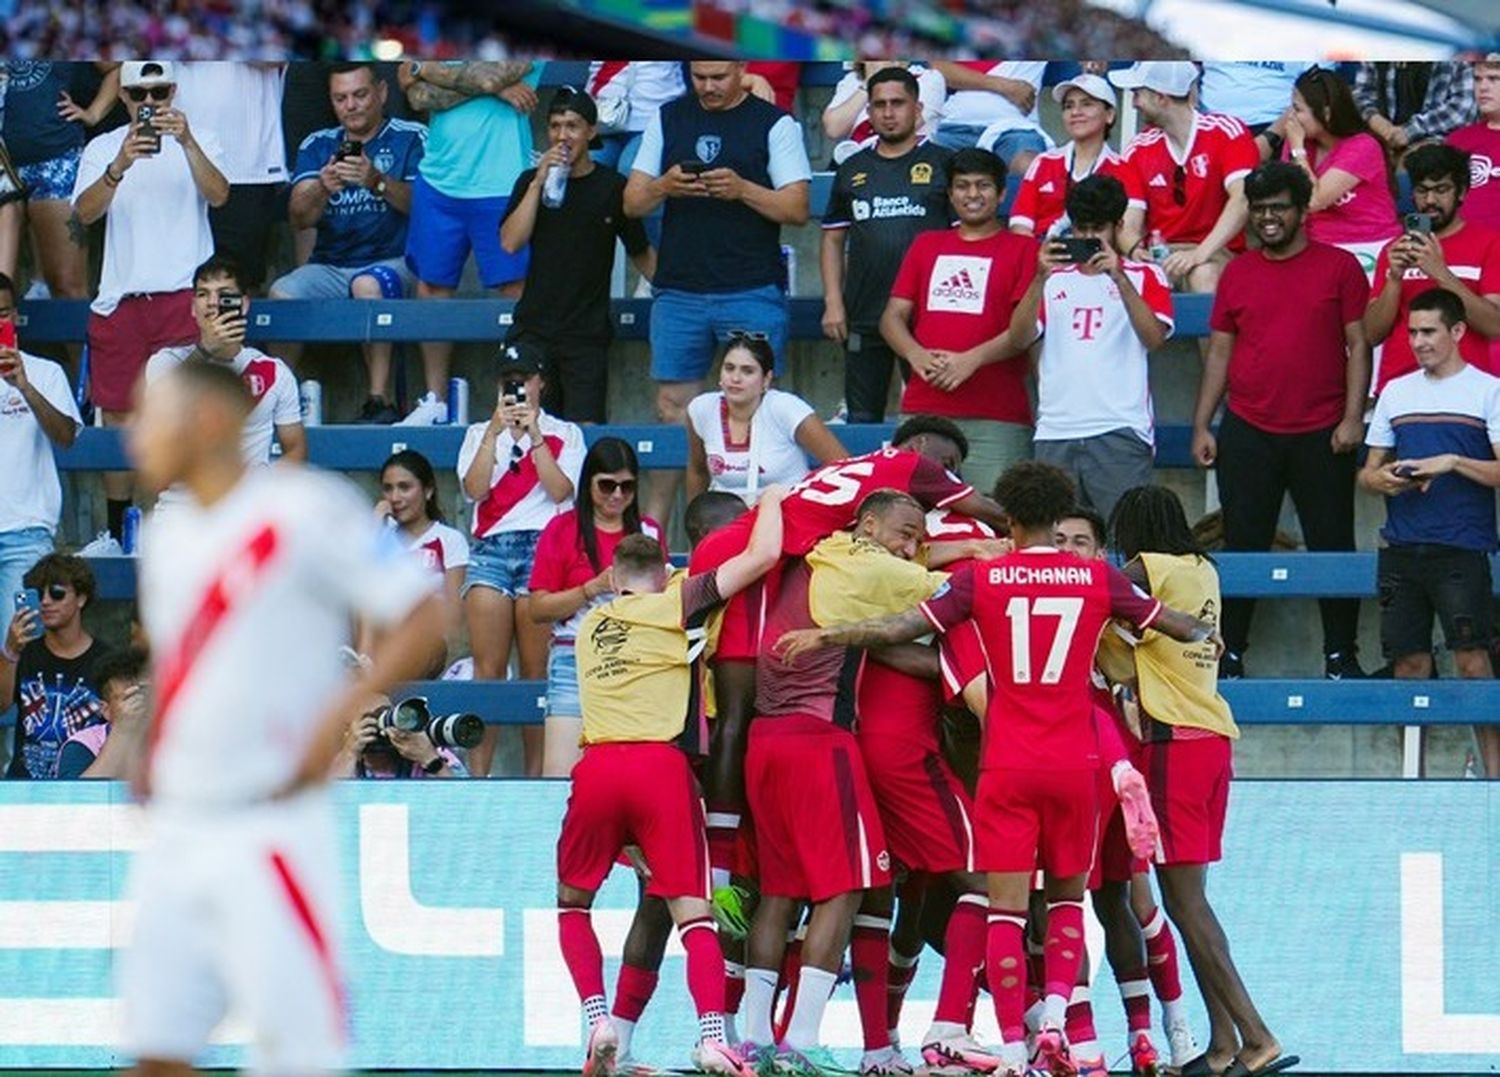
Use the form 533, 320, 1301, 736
890, 227, 1039, 423
1122, 112, 1258, 245
1210, 241, 1369, 433
1370, 221, 1500, 393
920, 550, 1162, 772
745, 61, 800, 113
1448, 123, 1500, 233
528, 510, 665, 642
1009, 144, 1145, 237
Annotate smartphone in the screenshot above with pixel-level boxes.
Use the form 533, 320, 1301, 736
1403, 212, 1433, 236
0, 319, 16, 350
678, 160, 709, 176
136, 104, 161, 155
218, 293, 244, 319
1393, 464, 1418, 479
502, 378, 527, 403
14, 589, 41, 628
336, 138, 363, 160
1060, 237, 1104, 263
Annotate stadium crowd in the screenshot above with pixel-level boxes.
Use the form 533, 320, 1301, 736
3, 52, 1500, 1077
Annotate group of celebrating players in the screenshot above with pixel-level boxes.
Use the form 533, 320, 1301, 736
554, 416, 1297, 1077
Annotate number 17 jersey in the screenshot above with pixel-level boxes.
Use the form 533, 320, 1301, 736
921, 547, 1162, 772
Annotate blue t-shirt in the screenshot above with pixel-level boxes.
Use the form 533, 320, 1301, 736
2, 61, 93, 166
293, 118, 427, 268
1367, 363, 1500, 551
1199, 62, 1314, 128
419, 65, 539, 199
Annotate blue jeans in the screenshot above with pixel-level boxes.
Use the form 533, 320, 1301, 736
649, 284, 789, 382
594, 132, 662, 249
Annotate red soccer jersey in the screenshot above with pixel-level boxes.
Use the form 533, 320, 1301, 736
921, 548, 1162, 772
1371, 221, 1500, 392
1010, 144, 1145, 237
1448, 123, 1500, 233
856, 655, 944, 752
1122, 113, 1258, 245
890, 227, 1039, 424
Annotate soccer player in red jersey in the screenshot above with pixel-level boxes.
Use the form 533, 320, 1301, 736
775, 463, 1217, 1077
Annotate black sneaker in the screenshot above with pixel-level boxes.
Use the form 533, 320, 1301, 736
1219, 651, 1244, 679
1324, 651, 1368, 680
357, 397, 399, 425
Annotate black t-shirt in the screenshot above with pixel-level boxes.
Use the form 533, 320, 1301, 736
824, 141, 955, 332
7, 637, 110, 779
503, 164, 650, 344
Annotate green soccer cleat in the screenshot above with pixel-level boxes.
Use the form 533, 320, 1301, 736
712, 879, 758, 939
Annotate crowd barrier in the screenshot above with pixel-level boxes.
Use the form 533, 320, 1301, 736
0, 779, 1492, 1071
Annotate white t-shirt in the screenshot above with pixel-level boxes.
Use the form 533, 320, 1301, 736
1031, 261, 1176, 444
826, 65, 947, 143
140, 467, 435, 812
0, 352, 83, 535
173, 61, 287, 185
687, 388, 815, 504
456, 410, 585, 539
146, 345, 301, 470
633, 109, 813, 190
73, 125, 224, 316
938, 61, 1047, 134
400, 519, 471, 576
586, 61, 686, 134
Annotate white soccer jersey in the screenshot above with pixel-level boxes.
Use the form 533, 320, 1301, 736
147, 345, 302, 469
139, 467, 435, 811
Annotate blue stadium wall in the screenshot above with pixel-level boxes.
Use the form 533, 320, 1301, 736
0, 780, 1494, 1071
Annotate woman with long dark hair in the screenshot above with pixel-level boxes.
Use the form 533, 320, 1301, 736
529, 437, 664, 775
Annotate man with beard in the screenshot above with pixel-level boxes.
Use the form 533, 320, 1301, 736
1191, 161, 1372, 680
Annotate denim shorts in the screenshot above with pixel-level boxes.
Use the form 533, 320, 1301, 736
18, 150, 81, 202
648, 284, 788, 382
546, 643, 580, 717
462, 530, 541, 599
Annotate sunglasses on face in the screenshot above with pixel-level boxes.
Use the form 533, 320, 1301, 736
125, 86, 172, 103
594, 477, 637, 497
1172, 164, 1187, 207
43, 585, 70, 602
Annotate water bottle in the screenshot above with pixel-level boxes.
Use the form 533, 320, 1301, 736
121, 506, 142, 556
1463, 751, 1478, 779
447, 377, 470, 426
1148, 228, 1171, 263
542, 160, 570, 209
299, 379, 323, 427
781, 243, 798, 296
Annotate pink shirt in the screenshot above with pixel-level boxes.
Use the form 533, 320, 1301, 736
1448, 122, 1500, 233
1290, 134, 1399, 246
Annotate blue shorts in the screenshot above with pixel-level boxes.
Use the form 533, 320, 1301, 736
649, 284, 789, 382
18, 150, 81, 202
406, 174, 528, 289
462, 529, 541, 599
546, 643, 580, 717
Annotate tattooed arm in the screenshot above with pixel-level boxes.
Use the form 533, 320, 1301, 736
773, 607, 935, 664
411, 60, 532, 96
397, 63, 471, 114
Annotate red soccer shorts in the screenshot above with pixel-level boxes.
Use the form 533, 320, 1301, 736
860, 736, 975, 874
1142, 731, 1233, 866
87, 290, 198, 411
939, 620, 988, 705
974, 767, 1099, 878
745, 716, 892, 902
557, 742, 710, 899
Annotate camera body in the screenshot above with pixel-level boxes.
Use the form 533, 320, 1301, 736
136, 105, 162, 155
370, 696, 484, 751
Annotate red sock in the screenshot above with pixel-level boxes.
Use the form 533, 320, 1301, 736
934, 894, 987, 1025
558, 907, 606, 1003
612, 961, 659, 1023
1042, 900, 1087, 1005
1141, 907, 1184, 1003
1064, 985, 1097, 1045
774, 937, 803, 1043
851, 918, 892, 1050
966, 963, 988, 1032
706, 804, 740, 883
986, 907, 1029, 1045
680, 917, 727, 1017
887, 952, 919, 1033
726, 964, 746, 1015
1118, 969, 1152, 1033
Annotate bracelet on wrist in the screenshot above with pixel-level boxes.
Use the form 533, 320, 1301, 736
103, 166, 122, 187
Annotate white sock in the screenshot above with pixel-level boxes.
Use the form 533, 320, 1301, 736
1041, 991, 1067, 1030
1072, 1038, 1101, 1060
743, 967, 778, 1046
784, 966, 838, 1051
925, 1019, 966, 1042
615, 1017, 636, 1056
725, 1012, 740, 1046
700, 1011, 727, 1044
1162, 996, 1188, 1028
583, 994, 609, 1027
1024, 998, 1046, 1034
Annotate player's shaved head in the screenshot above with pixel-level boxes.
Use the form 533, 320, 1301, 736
129, 360, 254, 494
993, 462, 1075, 532
855, 489, 925, 561
684, 491, 748, 549
611, 533, 669, 593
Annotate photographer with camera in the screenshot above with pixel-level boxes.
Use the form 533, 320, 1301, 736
1365, 144, 1500, 394
71, 60, 228, 546
331, 695, 470, 779
1009, 173, 1174, 521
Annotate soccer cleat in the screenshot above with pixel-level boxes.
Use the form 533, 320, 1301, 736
398, 392, 449, 426
1113, 764, 1160, 860
585, 1019, 620, 1077
1030, 1027, 1075, 1077
922, 1033, 1003, 1074
619, 1056, 675, 1077
1163, 1015, 1201, 1070
772, 1045, 854, 1077
79, 531, 125, 557
1129, 1032, 1161, 1077
712, 880, 757, 940
859, 1046, 915, 1076
1073, 1055, 1108, 1077
738, 1041, 775, 1077
693, 1040, 754, 1077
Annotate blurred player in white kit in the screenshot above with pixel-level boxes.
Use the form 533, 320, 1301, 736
118, 360, 445, 1075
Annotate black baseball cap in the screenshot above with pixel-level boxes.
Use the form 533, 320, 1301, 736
548, 86, 599, 126
497, 339, 545, 376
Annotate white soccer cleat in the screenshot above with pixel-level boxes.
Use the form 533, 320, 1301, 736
585, 1018, 620, 1077
693, 1039, 754, 1077
859, 1045, 915, 1076
398, 392, 449, 426
922, 1032, 1003, 1074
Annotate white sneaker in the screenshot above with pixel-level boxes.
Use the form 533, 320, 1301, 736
1163, 1014, 1200, 1069
398, 392, 449, 426
78, 531, 124, 557
585, 1018, 620, 1077
828, 400, 849, 425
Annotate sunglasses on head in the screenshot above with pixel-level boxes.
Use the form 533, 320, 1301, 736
727, 330, 769, 344
43, 585, 69, 602
594, 477, 637, 496
1172, 164, 1187, 207
125, 85, 172, 103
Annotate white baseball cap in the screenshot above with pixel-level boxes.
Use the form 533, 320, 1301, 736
1108, 61, 1199, 98
1052, 73, 1117, 109
121, 60, 176, 89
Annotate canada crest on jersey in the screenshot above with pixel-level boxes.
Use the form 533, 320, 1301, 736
695, 135, 722, 165
910, 161, 933, 185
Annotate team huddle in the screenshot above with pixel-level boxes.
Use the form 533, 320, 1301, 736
554, 416, 1295, 1077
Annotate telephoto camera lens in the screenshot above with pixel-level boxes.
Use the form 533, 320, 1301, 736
426, 712, 485, 750
390, 697, 430, 733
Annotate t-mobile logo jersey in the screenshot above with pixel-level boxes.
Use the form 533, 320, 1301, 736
1072, 306, 1106, 340
927, 255, 992, 314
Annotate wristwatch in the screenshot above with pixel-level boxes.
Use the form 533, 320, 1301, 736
422, 756, 444, 774
374, 176, 389, 198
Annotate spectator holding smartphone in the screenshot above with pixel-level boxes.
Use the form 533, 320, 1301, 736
2, 554, 110, 779
56, 648, 148, 779
144, 254, 306, 508
1365, 144, 1500, 393
458, 341, 585, 777
0, 271, 82, 607
70, 60, 229, 545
